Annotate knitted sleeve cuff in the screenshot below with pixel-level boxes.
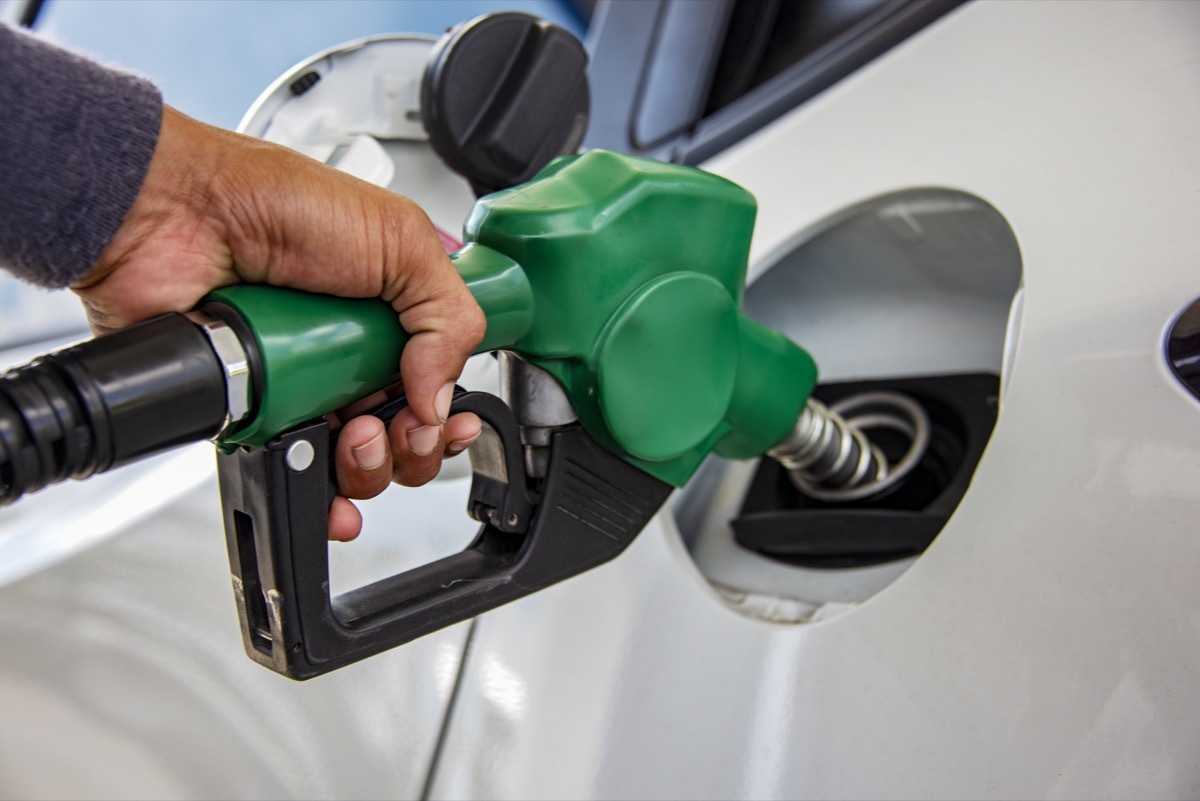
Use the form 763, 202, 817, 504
0, 24, 163, 288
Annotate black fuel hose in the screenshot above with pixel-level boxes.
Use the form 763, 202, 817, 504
0, 314, 229, 506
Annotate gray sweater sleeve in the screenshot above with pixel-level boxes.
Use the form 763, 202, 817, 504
0, 23, 162, 288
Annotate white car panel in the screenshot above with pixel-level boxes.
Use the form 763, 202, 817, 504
428, 2, 1200, 798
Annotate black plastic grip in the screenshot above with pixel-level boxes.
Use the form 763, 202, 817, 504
0, 314, 228, 505
216, 390, 671, 680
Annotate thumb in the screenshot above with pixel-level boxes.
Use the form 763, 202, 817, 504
384, 210, 485, 427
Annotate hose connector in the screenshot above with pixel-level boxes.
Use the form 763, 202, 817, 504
0, 314, 232, 506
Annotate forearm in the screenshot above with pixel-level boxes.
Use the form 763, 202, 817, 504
0, 23, 162, 287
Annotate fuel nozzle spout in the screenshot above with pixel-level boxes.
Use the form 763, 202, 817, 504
0, 313, 238, 506
769, 392, 932, 504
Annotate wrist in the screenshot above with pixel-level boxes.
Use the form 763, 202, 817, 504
73, 106, 224, 292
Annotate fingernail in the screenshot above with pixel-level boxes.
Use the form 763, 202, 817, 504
447, 432, 481, 454
408, 425, 440, 456
435, 382, 455, 423
352, 431, 387, 470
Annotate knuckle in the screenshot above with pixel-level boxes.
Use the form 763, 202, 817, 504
462, 301, 487, 347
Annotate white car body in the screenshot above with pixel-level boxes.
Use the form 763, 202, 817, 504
2, 1, 1199, 798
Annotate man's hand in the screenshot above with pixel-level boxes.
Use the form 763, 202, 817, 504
71, 107, 485, 541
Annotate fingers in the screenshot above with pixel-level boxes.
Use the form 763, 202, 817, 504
333, 415, 393, 500
328, 413, 392, 543
329, 409, 482, 541
388, 407, 482, 486
328, 496, 363, 542
445, 412, 483, 455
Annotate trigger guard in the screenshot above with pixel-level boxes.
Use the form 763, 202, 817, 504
331, 388, 533, 534
216, 388, 672, 679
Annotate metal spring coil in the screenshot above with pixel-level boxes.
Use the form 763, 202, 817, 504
768, 391, 931, 503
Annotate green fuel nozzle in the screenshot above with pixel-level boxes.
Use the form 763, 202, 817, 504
205, 150, 818, 486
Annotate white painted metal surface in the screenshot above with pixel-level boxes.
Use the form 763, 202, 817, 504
428, 2, 1200, 798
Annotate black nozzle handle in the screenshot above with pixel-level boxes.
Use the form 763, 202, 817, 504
216, 390, 671, 680
0, 314, 230, 506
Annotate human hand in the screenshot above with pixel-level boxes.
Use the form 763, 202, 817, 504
71, 107, 486, 541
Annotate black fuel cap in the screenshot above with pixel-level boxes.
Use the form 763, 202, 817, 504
421, 12, 590, 196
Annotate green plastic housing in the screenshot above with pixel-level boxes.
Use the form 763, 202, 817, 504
207, 246, 531, 449
209, 150, 817, 486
